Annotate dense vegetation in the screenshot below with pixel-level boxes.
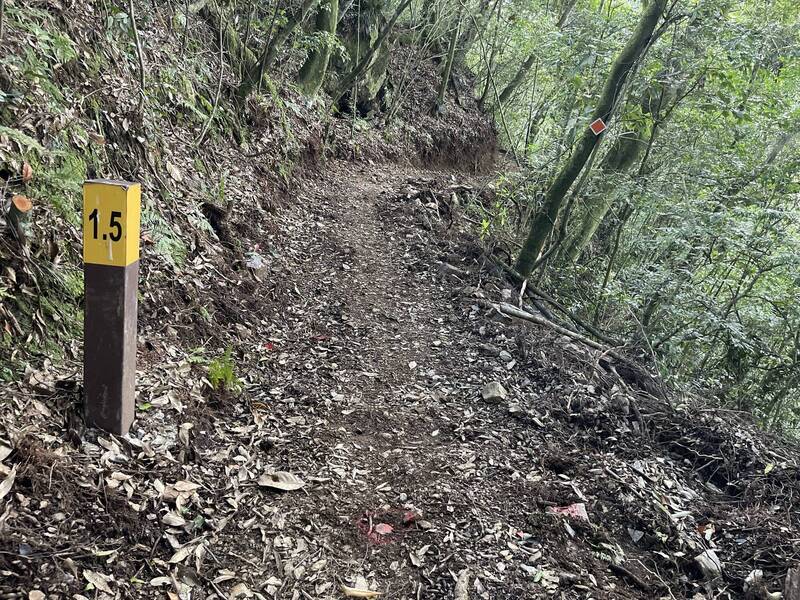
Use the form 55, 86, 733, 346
461, 0, 800, 429
1, 0, 798, 430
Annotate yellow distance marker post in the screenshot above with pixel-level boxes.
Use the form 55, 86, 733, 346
83, 180, 140, 267
82, 180, 141, 434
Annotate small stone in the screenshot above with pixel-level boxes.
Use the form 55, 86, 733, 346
499, 350, 513, 362
695, 549, 722, 580
477, 343, 500, 356
482, 382, 508, 403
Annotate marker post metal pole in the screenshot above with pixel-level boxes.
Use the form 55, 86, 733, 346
82, 180, 141, 435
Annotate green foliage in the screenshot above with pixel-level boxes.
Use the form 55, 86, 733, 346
141, 204, 188, 269
463, 0, 800, 431
207, 348, 242, 394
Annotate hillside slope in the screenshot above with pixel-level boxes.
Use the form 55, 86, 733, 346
1, 2, 800, 600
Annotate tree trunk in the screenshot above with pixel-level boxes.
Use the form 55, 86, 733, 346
263, 0, 320, 71
454, 0, 494, 64
562, 121, 647, 260
202, 0, 273, 98
7, 195, 32, 248
332, 0, 411, 102
497, 52, 536, 106
437, 18, 460, 109
237, 0, 320, 98
476, 0, 502, 110
514, 0, 665, 277
297, 0, 340, 96
556, 0, 578, 27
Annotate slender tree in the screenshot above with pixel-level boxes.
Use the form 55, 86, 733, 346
437, 16, 460, 110
514, 0, 666, 277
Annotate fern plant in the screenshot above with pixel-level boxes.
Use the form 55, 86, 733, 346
207, 348, 241, 394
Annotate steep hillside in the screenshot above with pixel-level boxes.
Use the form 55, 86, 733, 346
2, 2, 800, 600
0, 0, 495, 379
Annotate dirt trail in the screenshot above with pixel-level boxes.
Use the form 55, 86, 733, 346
2, 160, 796, 599
244, 161, 643, 599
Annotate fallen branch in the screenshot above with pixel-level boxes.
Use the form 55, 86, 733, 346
482, 298, 667, 399
454, 569, 470, 600
608, 563, 652, 593
492, 257, 620, 345
480, 299, 626, 361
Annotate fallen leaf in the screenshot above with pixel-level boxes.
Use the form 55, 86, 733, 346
310, 558, 327, 571
341, 585, 382, 598
21, 162, 33, 183
454, 569, 470, 600
258, 471, 306, 491
548, 502, 589, 522
229, 582, 253, 598
0, 465, 17, 501
162, 512, 187, 527
168, 545, 193, 563
166, 161, 183, 182
374, 523, 393, 535
83, 569, 113, 593
173, 480, 201, 492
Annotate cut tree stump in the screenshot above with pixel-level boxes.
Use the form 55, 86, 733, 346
7, 194, 32, 247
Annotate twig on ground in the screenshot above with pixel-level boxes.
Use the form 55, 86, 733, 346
608, 563, 653, 593
128, 0, 147, 114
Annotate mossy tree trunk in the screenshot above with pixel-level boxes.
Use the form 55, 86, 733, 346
561, 94, 655, 261
263, 0, 321, 72
497, 52, 536, 106
237, 0, 321, 98
297, 0, 340, 96
514, 0, 666, 277
333, 0, 411, 103
496, 0, 574, 112
454, 0, 494, 64
200, 0, 277, 99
